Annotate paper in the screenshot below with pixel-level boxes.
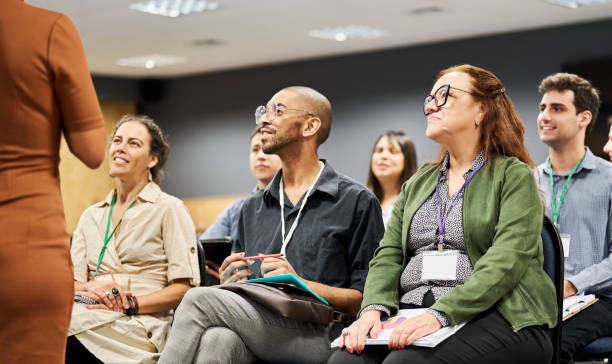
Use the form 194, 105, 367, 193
560, 234, 571, 258
245, 273, 329, 304
562, 294, 598, 320
331, 309, 467, 348
422, 251, 458, 281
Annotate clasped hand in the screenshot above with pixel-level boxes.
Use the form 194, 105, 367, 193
338, 310, 442, 354
219, 253, 298, 284
77, 280, 131, 313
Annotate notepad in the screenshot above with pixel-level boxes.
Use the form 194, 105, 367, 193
245, 273, 329, 305
331, 308, 467, 348
562, 294, 598, 321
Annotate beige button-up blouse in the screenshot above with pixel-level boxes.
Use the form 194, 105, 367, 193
69, 182, 200, 364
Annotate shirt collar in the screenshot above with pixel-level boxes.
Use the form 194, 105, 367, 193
95, 181, 161, 207
439, 151, 486, 179
263, 159, 339, 203
541, 147, 596, 176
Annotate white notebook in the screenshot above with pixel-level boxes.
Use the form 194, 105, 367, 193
331, 308, 467, 348
562, 294, 598, 321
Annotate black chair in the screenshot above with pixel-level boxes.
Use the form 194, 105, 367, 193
541, 216, 565, 364
196, 239, 209, 286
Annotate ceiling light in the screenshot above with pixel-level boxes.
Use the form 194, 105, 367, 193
545, 0, 607, 8
191, 38, 223, 46
309, 25, 386, 42
116, 54, 186, 69
407, 6, 445, 15
129, 0, 220, 17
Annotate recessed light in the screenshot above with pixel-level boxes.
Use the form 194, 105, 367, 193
116, 54, 186, 69
191, 38, 223, 46
129, 0, 220, 17
407, 6, 445, 15
545, 0, 606, 8
309, 25, 386, 42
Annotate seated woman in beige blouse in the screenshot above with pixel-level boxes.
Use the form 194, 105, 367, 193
66, 115, 200, 364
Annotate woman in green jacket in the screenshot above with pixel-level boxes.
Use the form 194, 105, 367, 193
330, 65, 557, 364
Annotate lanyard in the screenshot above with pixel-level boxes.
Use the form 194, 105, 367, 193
435, 158, 485, 251
279, 161, 325, 257
95, 194, 137, 275
548, 154, 585, 225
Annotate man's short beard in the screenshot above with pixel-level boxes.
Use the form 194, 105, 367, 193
262, 126, 300, 154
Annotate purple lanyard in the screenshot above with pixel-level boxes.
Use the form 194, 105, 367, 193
435, 158, 486, 250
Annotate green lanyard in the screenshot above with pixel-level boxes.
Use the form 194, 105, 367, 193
548, 154, 585, 225
95, 194, 137, 275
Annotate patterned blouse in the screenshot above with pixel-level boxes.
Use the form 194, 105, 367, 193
364, 152, 485, 327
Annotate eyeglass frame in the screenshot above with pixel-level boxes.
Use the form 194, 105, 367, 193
423, 84, 475, 115
254, 102, 315, 125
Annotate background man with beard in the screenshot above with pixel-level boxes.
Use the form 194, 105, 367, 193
159, 86, 384, 364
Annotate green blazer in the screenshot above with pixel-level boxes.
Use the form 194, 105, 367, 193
361, 156, 557, 331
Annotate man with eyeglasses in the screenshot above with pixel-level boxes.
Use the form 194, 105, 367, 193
534, 73, 612, 364
159, 86, 384, 364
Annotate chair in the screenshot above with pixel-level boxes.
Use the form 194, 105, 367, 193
196, 239, 209, 286
541, 216, 565, 364
576, 337, 612, 362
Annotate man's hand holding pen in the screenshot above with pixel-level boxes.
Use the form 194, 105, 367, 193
260, 255, 297, 277
219, 252, 252, 284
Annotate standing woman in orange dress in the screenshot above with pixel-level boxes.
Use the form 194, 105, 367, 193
0, 1, 106, 362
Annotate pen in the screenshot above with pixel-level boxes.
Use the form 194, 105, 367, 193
240, 253, 283, 261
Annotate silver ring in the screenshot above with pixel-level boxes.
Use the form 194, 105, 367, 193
341, 327, 351, 336
104, 291, 110, 297
111, 288, 120, 296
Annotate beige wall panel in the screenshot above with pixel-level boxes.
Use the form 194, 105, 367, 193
60, 101, 136, 235
183, 194, 247, 235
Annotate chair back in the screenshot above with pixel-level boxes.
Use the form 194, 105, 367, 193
541, 216, 564, 364
196, 239, 208, 286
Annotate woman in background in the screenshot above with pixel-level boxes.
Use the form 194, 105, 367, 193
66, 115, 200, 364
366, 131, 417, 226
0, 1, 106, 362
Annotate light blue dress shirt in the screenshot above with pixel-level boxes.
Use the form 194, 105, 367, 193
535, 148, 612, 297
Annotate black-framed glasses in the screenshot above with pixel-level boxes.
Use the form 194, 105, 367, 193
423, 84, 473, 115
254, 102, 314, 125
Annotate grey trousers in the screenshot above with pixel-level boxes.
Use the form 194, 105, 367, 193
159, 286, 342, 364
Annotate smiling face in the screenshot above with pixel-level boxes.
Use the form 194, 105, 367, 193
249, 132, 282, 188
109, 121, 158, 182
370, 136, 405, 184
259, 89, 310, 154
424, 71, 483, 146
537, 89, 588, 149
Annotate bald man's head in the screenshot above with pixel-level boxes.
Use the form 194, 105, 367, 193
280, 86, 332, 145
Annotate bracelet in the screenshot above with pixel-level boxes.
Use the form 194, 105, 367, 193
132, 296, 139, 315
125, 296, 139, 316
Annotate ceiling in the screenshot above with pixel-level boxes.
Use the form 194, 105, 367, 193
26, 0, 612, 78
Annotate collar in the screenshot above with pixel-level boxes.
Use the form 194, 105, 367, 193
263, 159, 339, 203
541, 147, 596, 176
439, 151, 486, 179
95, 181, 161, 207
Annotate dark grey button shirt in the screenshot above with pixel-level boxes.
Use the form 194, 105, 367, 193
235, 161, 385, 291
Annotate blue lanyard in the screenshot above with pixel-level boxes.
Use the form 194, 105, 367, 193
435, 158, 485, 251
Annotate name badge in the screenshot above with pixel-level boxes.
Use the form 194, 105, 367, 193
560, 233, 571, 258
421, 250, 458, 281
